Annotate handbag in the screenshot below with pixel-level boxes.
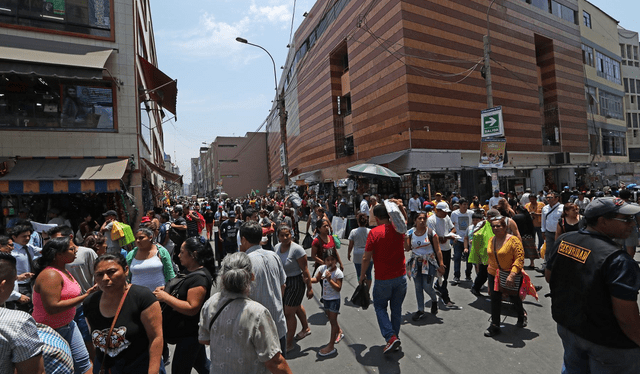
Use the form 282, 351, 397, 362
110, 221, 125, 241
98, 285, 131, 374
302, 232, 313, 249
350, 284, 371, 310
492, 237, 522, 296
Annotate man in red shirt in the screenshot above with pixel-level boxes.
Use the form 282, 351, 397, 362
359, 199, 407, 354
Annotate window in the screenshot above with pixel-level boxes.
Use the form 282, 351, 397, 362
585, 85, 598, 114
634, 113, 639, 128
139, 102, 151, 147
582, 44, 594, 66
219, 159, 238, 162
340, 93, 352, 116
624, 78, 629, 93
632, 96, 636, 104
602, 130, 626, 156
0, 0, 112, 38
596, 51, 621, 84
551, 1, 576, 24
631, 79, 637, 94
599, 90, 623, 120
529, 0, 548, 11
636, 80, 640, 93
628, 113, 632, 128
628, 45, 633, 61
621, 44, 627, 59
635, 46, 639, 60
0, 73, 114, 130
217, 144, 237, 148
583, 10, 591, 28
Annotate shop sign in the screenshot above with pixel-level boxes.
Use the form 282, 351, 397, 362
479, 138, 506, 168
481, 106, 504, 137
279, 145, 286, 167
418, 173, 431, 181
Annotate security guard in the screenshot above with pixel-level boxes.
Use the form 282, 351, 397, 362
545, 197, 640, 374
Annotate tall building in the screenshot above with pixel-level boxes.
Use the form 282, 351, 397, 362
0, 0, 179, 226
578, 0, 629, 185
619, 27, 640, 162
200, 133, 269, 199
268, 0, 597, 199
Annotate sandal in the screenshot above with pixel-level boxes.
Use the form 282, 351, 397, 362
318, 348, 337, 357
295, 330, 311, 340
335, 332, 344, 344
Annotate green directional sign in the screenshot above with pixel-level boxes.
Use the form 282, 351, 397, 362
481, 106, 504, 138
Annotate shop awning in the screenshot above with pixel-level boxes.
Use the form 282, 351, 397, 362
138, 56, 177, 116
0, 34, 113, 80
367, 149, 461, 173
290, 170, 323, 184
142, 159, 183, 184
367, 150, 409, 165
0, 158, 128, 194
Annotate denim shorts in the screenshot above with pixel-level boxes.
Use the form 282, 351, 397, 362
322, 298, 341, 314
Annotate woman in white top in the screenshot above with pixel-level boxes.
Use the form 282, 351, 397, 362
404, 211, 445, 320
126, 227, 176, 291
347, 213, 371, 292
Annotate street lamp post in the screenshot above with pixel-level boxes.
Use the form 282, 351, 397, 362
236, 37, 288, 191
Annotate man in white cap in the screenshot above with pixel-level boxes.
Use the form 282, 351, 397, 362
546, 197, 640, 373
427, 202, 457, 308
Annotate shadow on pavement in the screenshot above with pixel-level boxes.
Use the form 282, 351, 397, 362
491, 326, 540, 348
307, 311, 328, 326
400, 311, 443, 326
349, 343, 404, 374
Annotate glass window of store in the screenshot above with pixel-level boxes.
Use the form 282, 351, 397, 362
0, 0, 112, 38
0, 73, 115, 130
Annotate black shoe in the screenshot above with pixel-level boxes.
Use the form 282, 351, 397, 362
484, 324, 501, 337
534, 285, 543, 292
412, 311, 425, 321
431, 302, 438, 315
516, 316, 528, 328
470, 288, 482, 297
535, 266, 545, 274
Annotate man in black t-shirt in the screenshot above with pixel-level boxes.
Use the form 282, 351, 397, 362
219, 212, 241, 258
546, 197, 640, 373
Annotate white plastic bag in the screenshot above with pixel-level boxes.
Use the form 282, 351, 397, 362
384, 200, 407, 234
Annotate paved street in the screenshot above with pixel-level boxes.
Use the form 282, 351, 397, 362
170, 224, 591, 374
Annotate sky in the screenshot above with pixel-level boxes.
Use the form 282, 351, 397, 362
150, 0, 640, 183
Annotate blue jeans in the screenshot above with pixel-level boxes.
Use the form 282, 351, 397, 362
413, 261, 437, 312
557, 324, 640, 374
172, 336, 210, 374
453, 241, 472, 279
74, 305, 91, 343
56, 320, 91, 374
373, 275, 407, 341
534, 227, 544, 251
354, 262, 372, 280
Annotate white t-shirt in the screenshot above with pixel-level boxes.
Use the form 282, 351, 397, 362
408, 228, 434, 257
427, 214, 454, 251
130, 255, 166, 291
316, 265, 343, 301
348, 227, 370, 264
360, 199, 370, 216
408, 198, 421, 212
450, 209, 473, 242
489, 196, 502, 208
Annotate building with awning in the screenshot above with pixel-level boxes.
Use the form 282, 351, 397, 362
0, 0, 181, 229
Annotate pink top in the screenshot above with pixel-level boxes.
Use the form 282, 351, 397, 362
33, 266, 81, 329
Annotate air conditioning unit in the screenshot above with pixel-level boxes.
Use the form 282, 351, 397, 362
550, 152, 570, 165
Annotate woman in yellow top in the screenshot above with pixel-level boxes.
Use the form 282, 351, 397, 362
485, 216, 526, 337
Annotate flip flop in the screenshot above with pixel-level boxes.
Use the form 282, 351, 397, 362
318, 348, 337, 357
295, 330, 311, 340
335, 333, 344, 344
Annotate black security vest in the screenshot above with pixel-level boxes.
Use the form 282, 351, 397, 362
549, 230, 638, 349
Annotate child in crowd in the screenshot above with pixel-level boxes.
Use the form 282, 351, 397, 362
311, 249, 344, 357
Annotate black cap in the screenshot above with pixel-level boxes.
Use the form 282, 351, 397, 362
102, 210, 117, 217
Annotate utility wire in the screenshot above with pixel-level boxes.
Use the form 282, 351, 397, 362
288, 0, 297, 47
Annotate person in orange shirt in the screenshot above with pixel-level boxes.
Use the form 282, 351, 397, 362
524, 194, 544, 269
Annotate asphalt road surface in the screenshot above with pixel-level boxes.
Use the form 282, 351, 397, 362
169, 224, 638, 374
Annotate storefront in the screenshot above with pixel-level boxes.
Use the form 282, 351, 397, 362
0, 157, 136, 230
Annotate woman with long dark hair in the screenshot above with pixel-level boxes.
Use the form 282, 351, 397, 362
32, 236, 98, 374
153, 236, 215, 374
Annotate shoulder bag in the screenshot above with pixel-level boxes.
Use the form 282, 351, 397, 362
98, 285, 131, 374
492, 237, 522, 296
